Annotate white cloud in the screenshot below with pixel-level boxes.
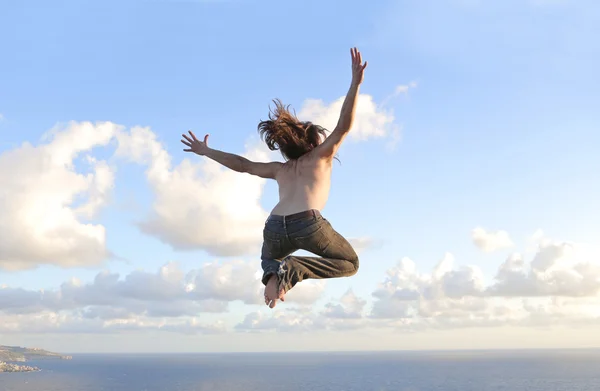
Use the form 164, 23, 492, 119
235, 232, 600, 333
0, 121, 120, 270
284, 280, 327, 305
488, 240, 600, 297
0, 260, 270, 317
369, 234, 600, 330
322, 289, 366, 320
370, 253, 487, 321
3, 227, 600, 335
0, 258, 329, 334
472, 226, 514, 253
298, 94, 397, 142
348, 237, 377, 254
387, 81, 418, 101
114, 126, 271, 256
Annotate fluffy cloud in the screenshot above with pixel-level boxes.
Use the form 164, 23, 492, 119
114, 127, 271, 257
472, 227, 514, 253
0, 258, 329, 334
298, 92, 398, 142
369, 234, 600, 330
237, 233, 600, 333
488, 240, 600, 297
0, 121, 119, 270
3, 227, 600, 335
0, 261, 256, 318
0, 121, 273, 266
284, 280, 327, 305
322, 289, 366, 320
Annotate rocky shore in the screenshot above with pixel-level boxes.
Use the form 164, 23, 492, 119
0, 361, 40, 373
0, 345, 71, 373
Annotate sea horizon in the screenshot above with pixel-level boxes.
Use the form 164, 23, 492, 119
57, 347, 600, 355
4, 349, 599, 391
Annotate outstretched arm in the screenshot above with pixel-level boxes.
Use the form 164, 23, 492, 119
181, 131, 282, 179
315, 47, 367, 160
336, 81, 361, 133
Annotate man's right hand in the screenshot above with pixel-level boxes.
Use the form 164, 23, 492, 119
181, 130, 210, 156
350, 47, 367, 85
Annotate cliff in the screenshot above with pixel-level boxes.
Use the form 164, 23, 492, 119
0, 345, 72, 362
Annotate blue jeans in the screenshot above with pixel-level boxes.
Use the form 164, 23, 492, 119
260, 209, 359, 293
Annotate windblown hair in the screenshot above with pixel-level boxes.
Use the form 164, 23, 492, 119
258, 99, 330, 161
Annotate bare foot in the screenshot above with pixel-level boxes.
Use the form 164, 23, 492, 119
264, 275, 280, 308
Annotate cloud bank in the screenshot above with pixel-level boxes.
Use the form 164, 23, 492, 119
2, 230, 598, 335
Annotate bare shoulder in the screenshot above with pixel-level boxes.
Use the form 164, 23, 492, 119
312, 128, 348, 161
297, 150, 333, 170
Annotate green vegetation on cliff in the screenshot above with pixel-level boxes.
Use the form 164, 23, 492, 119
0, 345, 72, 362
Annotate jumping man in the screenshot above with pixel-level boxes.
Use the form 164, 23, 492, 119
181, 47, 368, 308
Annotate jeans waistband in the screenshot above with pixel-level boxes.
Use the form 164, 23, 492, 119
267, 209, 321, 223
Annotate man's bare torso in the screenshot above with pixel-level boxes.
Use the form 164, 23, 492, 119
270, 154, 333, 216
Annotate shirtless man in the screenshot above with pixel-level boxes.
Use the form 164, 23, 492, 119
181, 47, 367, 308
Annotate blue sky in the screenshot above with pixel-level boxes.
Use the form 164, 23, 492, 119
0, 0, 599, 353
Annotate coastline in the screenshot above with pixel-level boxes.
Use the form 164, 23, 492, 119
0, 345, 72, 373
0, 361, 40, 373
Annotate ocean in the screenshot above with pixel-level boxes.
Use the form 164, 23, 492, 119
1, 350, 599, 391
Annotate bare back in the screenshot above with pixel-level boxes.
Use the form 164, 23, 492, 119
270, 153, 333, 216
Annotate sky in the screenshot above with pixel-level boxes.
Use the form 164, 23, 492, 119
0, 0, 599, 353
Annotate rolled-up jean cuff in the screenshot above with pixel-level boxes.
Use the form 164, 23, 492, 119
261, 259, 280, 286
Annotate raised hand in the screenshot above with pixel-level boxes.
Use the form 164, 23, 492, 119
350, 47, 367, 85
181, 130, 210, 156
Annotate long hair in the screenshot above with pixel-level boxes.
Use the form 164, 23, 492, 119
258, 99, 332, 161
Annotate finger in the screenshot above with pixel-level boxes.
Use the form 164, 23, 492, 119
181, 139, 192, 147
203, 134, 209, 144
183, 149, 192, 152
182, 133, 193, 142
363, 61, 368, 70
188, 130, 199, 142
